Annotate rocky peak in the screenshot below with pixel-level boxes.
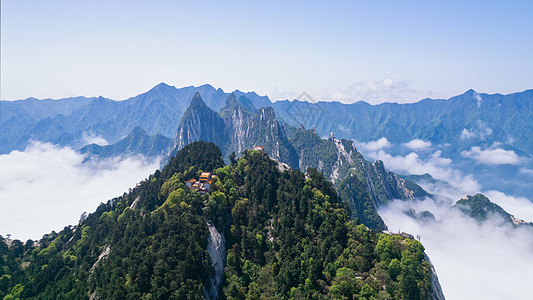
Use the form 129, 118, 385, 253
173, 93, 227, 152
190, 92, 206, 108
220, 93, 258, 117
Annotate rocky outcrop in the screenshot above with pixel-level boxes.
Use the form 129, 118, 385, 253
224, 106, 299, 168
203, 224, 226, 300
90, 245, 111, 273
172, 93, 299, 167
365, 160, 417, 205
174, 93, 228, 152
424, 253, 446, 300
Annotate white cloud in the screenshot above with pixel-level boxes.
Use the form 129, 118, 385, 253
474, 92, 483, 108
82, 132, 109, 146
461, 146, 520, 165
359, 136, 533, 299
268, 87, 300, 102
403, 139, 432, 150
358, 137, 392, 151
380, 197, 533, 300
329, 79, 416, 104
358, 145, 479, 197
520, 168, 533, 175
0, 141, 159, 240
484, 190, 533, 222
460, 122, 493, 141
460, 128, 476, 140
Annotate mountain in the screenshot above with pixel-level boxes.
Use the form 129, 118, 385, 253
0, 96, 96, 153
4, 84, 532, 161
219, 93, 257, 118
172, 93, 429, 231
173, 92, 229, 152
289, 129, 429, 203
173, 93, 299, 168
263, 89, 533, 198
399, 173, 449, 187
453, 193, 533, 226
288, 128, 429, 230
0, 142, 440, 299
80, 126, 172, 159
269, 89, 533, 157
0, 83, 229, 154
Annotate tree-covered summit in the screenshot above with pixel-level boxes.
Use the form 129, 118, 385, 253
0, 141, 435, 299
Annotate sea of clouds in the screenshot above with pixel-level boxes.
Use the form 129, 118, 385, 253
0, 141, 159, 240
2, 136, 533, 299
357, 138, 533, 300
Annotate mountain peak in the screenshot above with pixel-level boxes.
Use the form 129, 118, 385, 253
197, 83, 216, 90
225, 93, 238, 104
149, 82, 175, 93
190, 92, 205, 106
222, 93, 239, 109
130, 125, 148, 136
220, 93, 258, 117
463, 89, 477, 96
156, 82, 170, 88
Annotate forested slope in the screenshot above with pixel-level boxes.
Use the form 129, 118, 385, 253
0, 142, 434, 299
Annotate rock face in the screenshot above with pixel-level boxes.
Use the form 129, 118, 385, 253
203, 224, 226, 300
289, 128, 428, 205
424, 253, 446, 300
90, 245, 111, 273
172, 93, 429, 231
173, 93, 299, 167
224, 106, 298, 167
174, 93, 228, 151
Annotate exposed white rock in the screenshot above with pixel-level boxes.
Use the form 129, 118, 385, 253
424, 253, 446, 300
203, 223, 226, 300
90, 245, 111, 273
130, 196, 140, 210
334, 138, 354, 164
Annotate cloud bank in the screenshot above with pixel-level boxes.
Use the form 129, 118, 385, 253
380, 197, 533, 300
329, 79, 416, 104
402, 139, 432, 150
358, 137, 392, 151
82, 132, 109, 146
484, 190, 533, 222
358, 137, 533, 299
0, 141, 159, 240
357, 139, 480, 196
461, 146, 520, 165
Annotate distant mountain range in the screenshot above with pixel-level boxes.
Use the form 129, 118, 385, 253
273, 89, 533, 157
80, 126, 172, 160
2, 83, 532, 223
3, 83, 532, 159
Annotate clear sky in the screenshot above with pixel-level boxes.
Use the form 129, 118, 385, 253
2, 0, 532, 104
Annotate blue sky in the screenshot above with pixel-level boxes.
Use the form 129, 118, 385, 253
2, 0, 532, 103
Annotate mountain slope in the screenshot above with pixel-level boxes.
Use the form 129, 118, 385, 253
172, 93, 429, 231
453, 193, 533, 226
0, 84, 230, 154
4, 85, 532, 160
80, 126, 172, 159
174, 93, 299, 168
0, 142, 438, 299
269, 89, 533, 157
